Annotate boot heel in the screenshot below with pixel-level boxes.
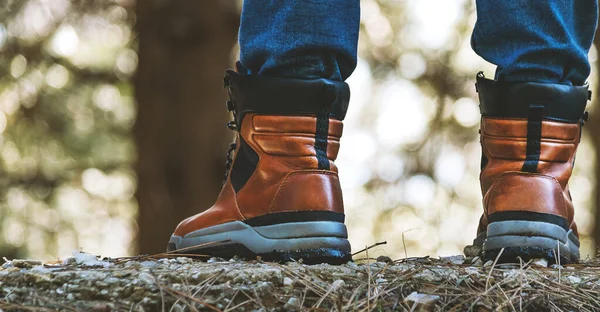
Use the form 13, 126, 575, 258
483, 219, 580, 264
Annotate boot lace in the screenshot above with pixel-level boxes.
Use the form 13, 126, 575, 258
222, 96, 238, 183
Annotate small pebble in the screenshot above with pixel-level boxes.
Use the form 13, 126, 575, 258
440, 255, 466, 265
532, 258, 548, 268
104, 277, 120, 284
175, 257, 192, 264
7, 293, 18, 302
138, 272, 155, 285
113, 271, 131, 278
171, 304, 185, 312
463, 245, 482, 258
124, 261, 139, 268
284, 297, 300, 310
567, 276, 582, 284
346, 262, 359, 269
139, 261, 157, 268
331, 279, 345, 291
404, 291, 440, 305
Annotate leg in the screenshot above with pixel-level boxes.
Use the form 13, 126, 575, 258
472, 0, 598, 86
238, 0, 360, 81
168, 1, 360, 264
469, 1, 598, 263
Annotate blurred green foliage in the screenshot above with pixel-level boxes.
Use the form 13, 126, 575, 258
0, 0, 137, 259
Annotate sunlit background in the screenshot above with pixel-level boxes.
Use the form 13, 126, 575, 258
0, 0, 598, 261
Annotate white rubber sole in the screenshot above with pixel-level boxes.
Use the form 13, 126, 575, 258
481, 220, 580, 263
168, 220, 351, 264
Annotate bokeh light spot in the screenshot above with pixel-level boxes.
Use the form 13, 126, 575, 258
45, 64, 69, 89
453, 97, 480, 127
10, 55, 27, 78
51, 25, 79, 57
93, 85, 121, 112
0, 86, 20, 115
435, 147, 466, 187
399, 53, 427, 79
404, 175, 436, 208
0, 112, 8, 134
116, 49, 138, 75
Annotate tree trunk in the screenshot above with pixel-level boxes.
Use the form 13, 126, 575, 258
134, 1, 238, 254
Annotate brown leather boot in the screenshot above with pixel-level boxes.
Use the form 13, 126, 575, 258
167, 70, 352, 264
469, 72, 590, 264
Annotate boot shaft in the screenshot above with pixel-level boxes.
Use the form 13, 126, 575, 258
476, 73, 590, 223
222, 70, 350, 219
239, 114, 343, 172
480, 117, 581, 194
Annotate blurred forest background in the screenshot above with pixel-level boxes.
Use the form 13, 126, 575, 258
0, 0, 599, 260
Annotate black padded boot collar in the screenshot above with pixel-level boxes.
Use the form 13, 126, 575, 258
223, 69, 350, 122
476, 72, 590, 123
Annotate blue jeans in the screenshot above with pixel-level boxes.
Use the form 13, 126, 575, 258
238, 0, 598, 86
238, 0, 360, 81
472, 0, 598, 86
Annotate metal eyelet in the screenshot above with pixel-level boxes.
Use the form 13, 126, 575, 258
227, 121, 238, 131
226, 100, 235, 112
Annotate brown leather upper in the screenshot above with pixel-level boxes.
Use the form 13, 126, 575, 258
477, 116, 582, 236
173, 113, 344, 237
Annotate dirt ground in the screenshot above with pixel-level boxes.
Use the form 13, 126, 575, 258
1, 251, 600, 311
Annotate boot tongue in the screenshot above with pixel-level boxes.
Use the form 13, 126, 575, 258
475, 73, 590, 123
223, 69, 350, 126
